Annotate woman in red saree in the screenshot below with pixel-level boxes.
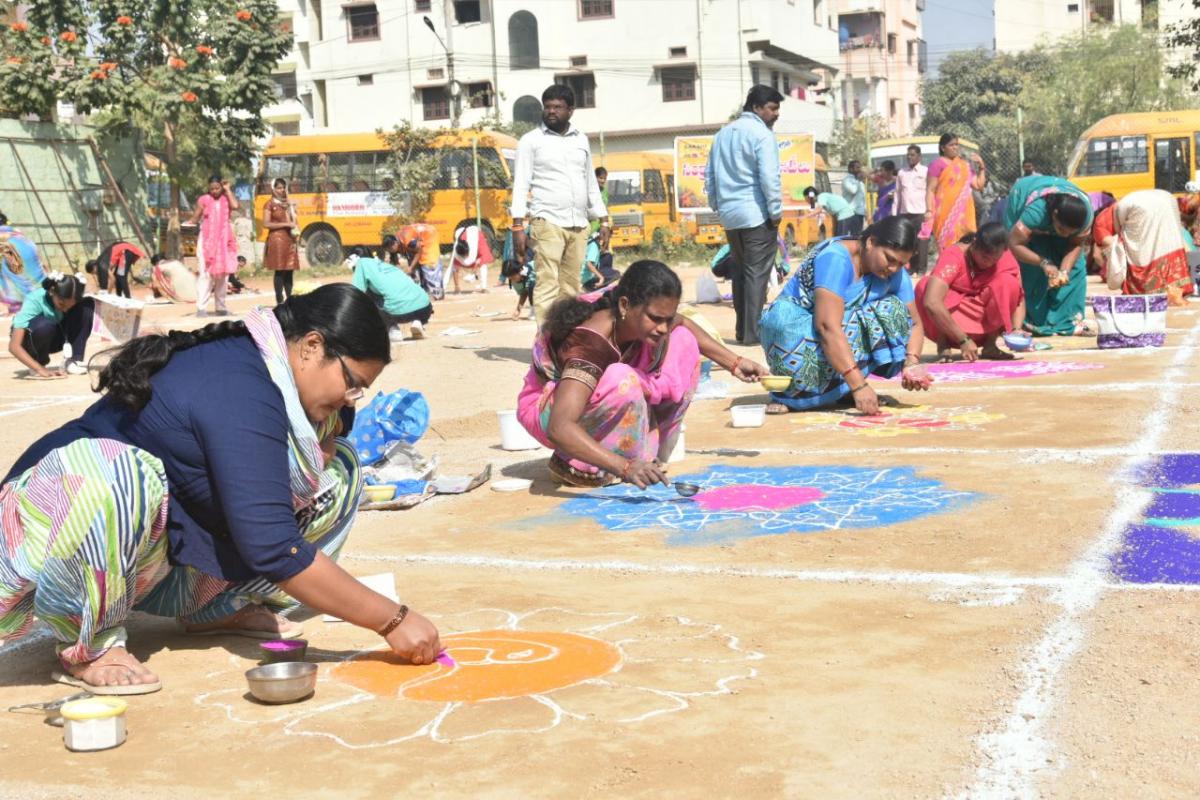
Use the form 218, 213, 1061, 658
1091, 189, 1193, 305
925, 133, 988, 252
916, 222, 1025, 361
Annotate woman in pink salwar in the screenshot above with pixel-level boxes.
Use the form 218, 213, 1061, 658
916, 222, 1026, 361
189, 175, 240, 317
518, 260, 768, 489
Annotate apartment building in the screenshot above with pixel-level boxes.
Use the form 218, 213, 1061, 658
994, 0, 1191, 52
262, 0, 841, 153
834, 0, 925, 136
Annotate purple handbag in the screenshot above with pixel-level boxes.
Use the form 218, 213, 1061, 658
1092, 294, 1167, 349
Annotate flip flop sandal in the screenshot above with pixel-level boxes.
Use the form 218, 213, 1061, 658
51, 668, 162, 696
548, 455, 618, 488
183, 606, 304, 639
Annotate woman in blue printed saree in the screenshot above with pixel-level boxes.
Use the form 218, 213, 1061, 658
760, 216, 933, 415
1004, 175, 1095, 336
0, 285, 442, 695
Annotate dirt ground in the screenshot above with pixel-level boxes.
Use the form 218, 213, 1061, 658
1, 265, 1199, 798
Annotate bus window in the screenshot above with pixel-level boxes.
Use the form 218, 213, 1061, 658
642, 169, 666, 203
1155, 137, 1191, 194
1077, 135, 1149, 176
606, 170, 641, 204
260, 154, 313, 194
318, 152, 352, 192
433, 147, 510, 190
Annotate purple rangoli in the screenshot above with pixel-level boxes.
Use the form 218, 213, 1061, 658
1112, 454, 1200, 585
884, 360, 1104, 384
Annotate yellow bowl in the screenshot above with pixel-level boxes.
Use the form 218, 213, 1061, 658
760, 375, 792, 392
363, 484, 396, 503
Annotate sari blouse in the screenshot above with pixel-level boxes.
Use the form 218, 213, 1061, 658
799, 238, 915, 306
932, 245, 1020, 295
1005, 175, 1094, 238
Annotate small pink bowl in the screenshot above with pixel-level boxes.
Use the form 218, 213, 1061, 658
259, 638, 308, 664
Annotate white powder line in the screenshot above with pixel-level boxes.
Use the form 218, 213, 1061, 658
927, 381, 1200, 392
346, 552, 1200, 595
957, 317, 1200, 799
689, 445, 1131, 461
0, 395, 94, 418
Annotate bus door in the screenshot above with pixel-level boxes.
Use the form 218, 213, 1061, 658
1154, 136, 1191, 194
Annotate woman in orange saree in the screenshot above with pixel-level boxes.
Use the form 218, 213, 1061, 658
925, 133, 987, 252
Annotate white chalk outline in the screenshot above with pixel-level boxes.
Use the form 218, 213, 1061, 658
0, 395, 94, 418
955, 316, 1200, 799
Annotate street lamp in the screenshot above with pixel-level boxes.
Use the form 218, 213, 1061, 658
422, 15, 460, 127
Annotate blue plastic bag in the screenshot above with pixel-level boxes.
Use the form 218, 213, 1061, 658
350, 389, 430, 464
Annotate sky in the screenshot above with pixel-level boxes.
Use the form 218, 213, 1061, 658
922, 0, 995, 76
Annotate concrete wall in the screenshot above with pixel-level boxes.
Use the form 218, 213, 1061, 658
0, 119, 150, 270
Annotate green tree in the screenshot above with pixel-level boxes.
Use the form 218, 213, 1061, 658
829, 115, 890, 168
920, 27, 1191, 183
1165, 0, 1200, 90
0, 0, 291, 255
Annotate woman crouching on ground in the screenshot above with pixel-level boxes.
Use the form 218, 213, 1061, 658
0, 283, 440, 695
916, 222, 1026, 362
518, 260, 768, 489
759, 215, 932, 416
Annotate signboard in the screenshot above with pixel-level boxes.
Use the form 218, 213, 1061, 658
325, 191, 396, 218
674, 133, 818, 214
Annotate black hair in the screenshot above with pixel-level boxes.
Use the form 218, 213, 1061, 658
938, 133, 957, 156
500, 259, 524, 279
272, 177, 287, 189
236, 255, 246, 262
349, 245, 371, 259
151, 254, 165, 266
542, 260, 682, 351
42, 273, 85, 302
0, 212, 8, 226
208, 174, 223, 185
84, 259, 98, 274
803, 187, 818, 199
454, 240, 470, 257
906, 144, 922, 155
378, 234, 399, 261
1022, 159, 1034, 166
848, 160, 862, 171
542, 83, 575, 107
881, 160, 896, 173
859, 215, 918, 253
959, 221, 1008, 254
97, 283, 390, 412
1047, 193, 1090, 232
743, 84, 784, 112
595, 166, 607, 178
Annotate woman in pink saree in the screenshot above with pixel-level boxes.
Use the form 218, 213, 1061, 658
189, 176, 240, 317
916, 222, 1025, 361
925, 133, 988, 252
517, 260, 767, 489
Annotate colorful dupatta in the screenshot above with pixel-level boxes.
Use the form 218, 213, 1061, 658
929, 157, 976, 250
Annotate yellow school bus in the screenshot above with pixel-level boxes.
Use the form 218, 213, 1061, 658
594, 152, 683, 249
255, 129, 517, 265
1067, 110, 1200, 200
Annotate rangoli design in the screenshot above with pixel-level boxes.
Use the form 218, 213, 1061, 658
789, 404, 1005, 438
883, 360, 1104, 384
1112, 453, 1200, 585
558, 464, 978, 545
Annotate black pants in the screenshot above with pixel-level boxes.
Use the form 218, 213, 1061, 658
113, 271, 130, 298
19, 298, 95, 366
94, 266, 108, 292
274, 271, 294, 304
725, 222, 777, 345
899, 214, 932, 274
383, 303, 434, 326
844, 214, 865, 236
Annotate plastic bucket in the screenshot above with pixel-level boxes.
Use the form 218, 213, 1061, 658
497, 410, 543, 451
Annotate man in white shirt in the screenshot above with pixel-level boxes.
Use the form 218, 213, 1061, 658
511, 84, 610, 324
894, 144, 931, 273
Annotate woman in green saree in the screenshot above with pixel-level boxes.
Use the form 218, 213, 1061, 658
1003, 175, 1095, 336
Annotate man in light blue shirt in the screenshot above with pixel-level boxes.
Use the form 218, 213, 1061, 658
841, 160, 867, 236
704, 84, 785, 345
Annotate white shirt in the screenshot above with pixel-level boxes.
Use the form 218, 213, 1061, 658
895, 163, 929, 215
510, 123, 608, 229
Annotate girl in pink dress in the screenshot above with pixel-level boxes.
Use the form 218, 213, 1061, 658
189, 176, 240, 317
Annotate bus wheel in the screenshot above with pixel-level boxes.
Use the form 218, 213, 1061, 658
305, 227, 342, 267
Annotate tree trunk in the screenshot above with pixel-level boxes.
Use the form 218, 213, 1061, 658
164, 121, 181, 259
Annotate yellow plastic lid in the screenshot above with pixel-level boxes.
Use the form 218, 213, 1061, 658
60, 697, 127, 721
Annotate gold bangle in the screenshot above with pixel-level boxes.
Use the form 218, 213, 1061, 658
377, 604, 409, 637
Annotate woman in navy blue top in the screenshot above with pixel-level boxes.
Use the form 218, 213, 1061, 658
0, 283, 441, 694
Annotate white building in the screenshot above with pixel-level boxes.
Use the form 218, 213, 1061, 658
994, 0, 1184, 53
263, 0, 842, 153
834, 0, 926, 136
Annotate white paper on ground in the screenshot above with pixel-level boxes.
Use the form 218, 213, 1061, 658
324, 572, 398, 622
440, 327, 481, 337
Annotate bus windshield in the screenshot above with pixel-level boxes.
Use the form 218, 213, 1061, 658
606, 170, 642, 205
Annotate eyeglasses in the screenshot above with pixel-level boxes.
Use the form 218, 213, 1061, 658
336, 354, 365, 403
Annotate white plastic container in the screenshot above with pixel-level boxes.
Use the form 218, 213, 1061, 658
497, 410, 543, 451
730, 404, 767, 428
61, 697, 127, 752
667, 424, 686, 463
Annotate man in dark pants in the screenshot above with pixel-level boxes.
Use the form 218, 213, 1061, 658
705, 84, 784, 345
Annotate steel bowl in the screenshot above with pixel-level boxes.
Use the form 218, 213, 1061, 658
674, 482, 701, 497
244, 661, 317, 705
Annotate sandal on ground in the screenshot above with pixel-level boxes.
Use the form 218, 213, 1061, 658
51, 649, 162, 696
1072, 319, 1098, 336
980, 346, 1016, 361
183, 604, 304, 639
547, 455, 619, 488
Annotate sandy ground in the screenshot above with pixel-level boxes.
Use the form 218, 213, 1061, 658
1, 265, 1199, 798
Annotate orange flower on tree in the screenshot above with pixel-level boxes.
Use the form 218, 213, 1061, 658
195, 45, 214, 56
6, 57, 22, 65
116, 16, 133, 26
10, 22, 28, 33
100, 62, 118, 72
39, 36, 50, 45
168, 56, 187, 69
235, 9, 252, 21
60, 31, 78, 42
90, 70, 107, 80
181, 90, 198, 103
